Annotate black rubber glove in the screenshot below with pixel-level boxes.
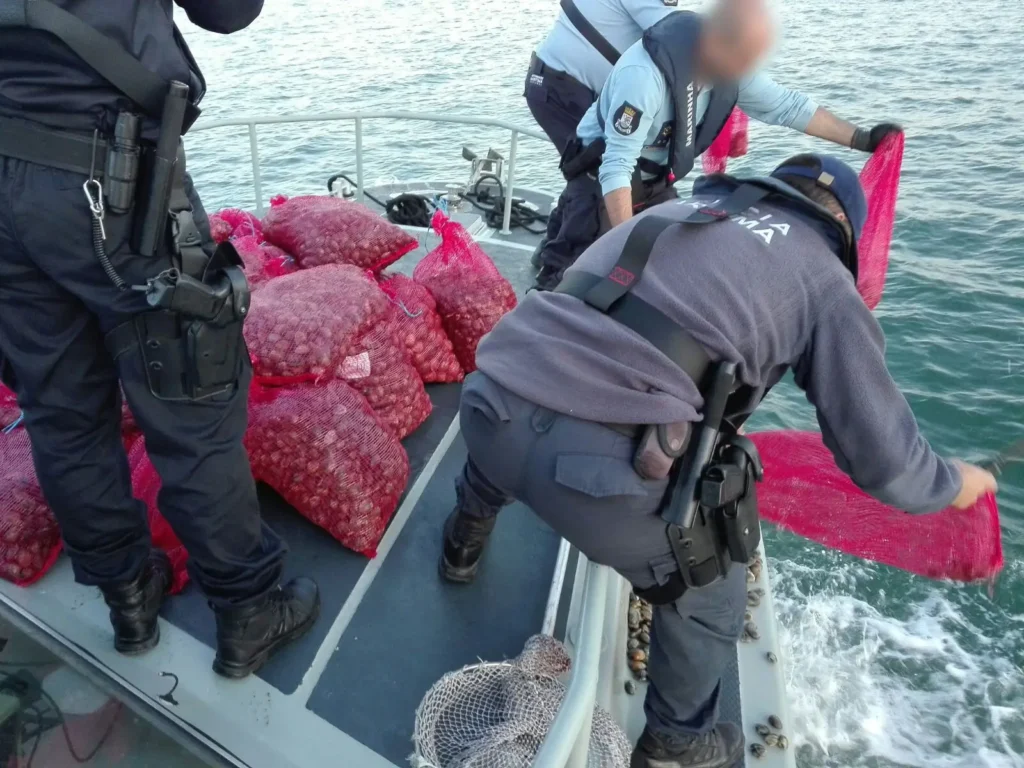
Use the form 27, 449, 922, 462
850, 123, 904, 152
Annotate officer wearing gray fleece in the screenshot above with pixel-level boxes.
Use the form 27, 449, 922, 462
438, 154, 996, 768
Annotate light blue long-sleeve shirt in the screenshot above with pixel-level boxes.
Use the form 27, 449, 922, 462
535, 0, 682, 93
577, 41, 819, 196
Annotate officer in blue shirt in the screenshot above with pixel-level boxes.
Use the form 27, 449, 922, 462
525, 0, 688, 270
532, 0, 902, 290
526, 0, 685, 157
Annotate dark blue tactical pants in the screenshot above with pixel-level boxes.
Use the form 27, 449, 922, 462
534, 175, 679, 287
524, 55, 597, 269
454, 372, 747, 738
0, 156, 285, 607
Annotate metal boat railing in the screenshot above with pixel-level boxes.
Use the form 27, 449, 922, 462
190, 111, 550, 234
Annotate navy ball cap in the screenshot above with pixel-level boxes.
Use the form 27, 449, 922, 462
770, 154, 868, 241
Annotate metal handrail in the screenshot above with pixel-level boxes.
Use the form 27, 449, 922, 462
534, 560, 611, 768
189, 110, 550, 232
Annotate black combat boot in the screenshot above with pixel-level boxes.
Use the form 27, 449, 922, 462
439, 507, 497, 584
213, 578, 321, 679
630, 724, 744, 768
100, 550, 172, 656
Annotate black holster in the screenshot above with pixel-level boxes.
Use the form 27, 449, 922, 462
635, 434, 764, 606
560, 137, 605, 181
107, 242, 251, 403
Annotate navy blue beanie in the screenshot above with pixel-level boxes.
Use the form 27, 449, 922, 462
770, 154, 868, 241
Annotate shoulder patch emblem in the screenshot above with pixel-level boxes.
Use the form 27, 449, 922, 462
612, 102, 643, 136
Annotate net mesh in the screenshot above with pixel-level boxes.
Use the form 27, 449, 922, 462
856, 132, 905, 310
411, 635, 631, 768
262, 195, 417, 272
701, 108, 749, 175
0, 383, 19, 429
413, 212, 518, 373
751, 430, 1003, 582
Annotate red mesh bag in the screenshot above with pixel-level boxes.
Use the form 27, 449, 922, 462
234, 235, 296, 288
0, 430, 62, 586
413, 212, 517, 373
210, 208, 264, 243
857, 132, 905, 310
701, 108, 749, 175
244, 265, 431, 438
125, 438, 190, 594
750, 430, 1003, 582
0, 384, 19, 429
377, 272, 463, 384
209, 214, 233, 244
245, 380, 410, 557
262, 196, 417, 272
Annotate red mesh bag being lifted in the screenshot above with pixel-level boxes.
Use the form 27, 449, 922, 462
701, 108, 749, 175
413, 212, 517, 373
234, 235, 296, 288
377, 272, 463, 384
0, 384, 19, 429
857, 132, 905, 310
125, 438, 190, 594
246, 380, 409, 557
244, 265, 431, 438
0, 430, 61, 586
209, 208, 263, 244
262, 196, 417, 272
750, 430, 1003, 582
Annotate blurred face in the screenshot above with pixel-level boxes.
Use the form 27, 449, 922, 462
698, 0, 775, 83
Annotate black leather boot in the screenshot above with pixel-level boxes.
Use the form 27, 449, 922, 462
630, 724, 744, 768
99, 550, 172, 656
213, 577, 320, 680
439, 507, 497, 584
530, 264, 563, 293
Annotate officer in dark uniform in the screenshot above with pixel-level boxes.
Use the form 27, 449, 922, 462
532, 0, 903, 290
439, 154, 997, 766
0, 0, 319, 679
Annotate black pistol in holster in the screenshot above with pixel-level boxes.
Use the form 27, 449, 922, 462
635, 362, 765, 606
559, 136, 606, 181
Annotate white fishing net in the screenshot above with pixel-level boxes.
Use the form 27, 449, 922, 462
411, 634, 632, 768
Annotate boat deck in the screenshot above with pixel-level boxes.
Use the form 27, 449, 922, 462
0, 188, 792, 768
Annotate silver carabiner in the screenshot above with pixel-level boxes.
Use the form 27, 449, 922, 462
82, 179, 107, 240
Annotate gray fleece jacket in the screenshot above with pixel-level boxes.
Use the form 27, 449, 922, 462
475, 191, 961, 514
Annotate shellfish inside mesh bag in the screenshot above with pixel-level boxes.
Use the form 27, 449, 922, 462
244, 264, 431, 438
209, 208, 263, 243
233, 235, 296, 289
377, 272, 463, 384
0, 429, 62, 586
0, 383, 19, 428
245, 380, 410, 557
262, 195, 418, 271
413, 212, 517, 373
412, 634, 631, 768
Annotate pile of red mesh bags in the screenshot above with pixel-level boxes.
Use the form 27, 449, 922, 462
244, 265, 431, 438
413, 212, 517, 373
701, 108, 750, 175
0, 383, 19, 429
234, 235, 296, 288
263, 196, 418, 272
750, 430, 1003, 582
378, 272, 464, 384
856, 132, 905, 310
209, 208, 263, 244
246, 380, 409, 557
125, 438, 190, 594
0, 430, 61, 585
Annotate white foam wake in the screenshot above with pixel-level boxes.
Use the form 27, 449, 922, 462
771, 554, 1024, 768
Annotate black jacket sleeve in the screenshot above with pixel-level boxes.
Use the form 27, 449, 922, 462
792, 281, 962, 514
174, 0, 264, 34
